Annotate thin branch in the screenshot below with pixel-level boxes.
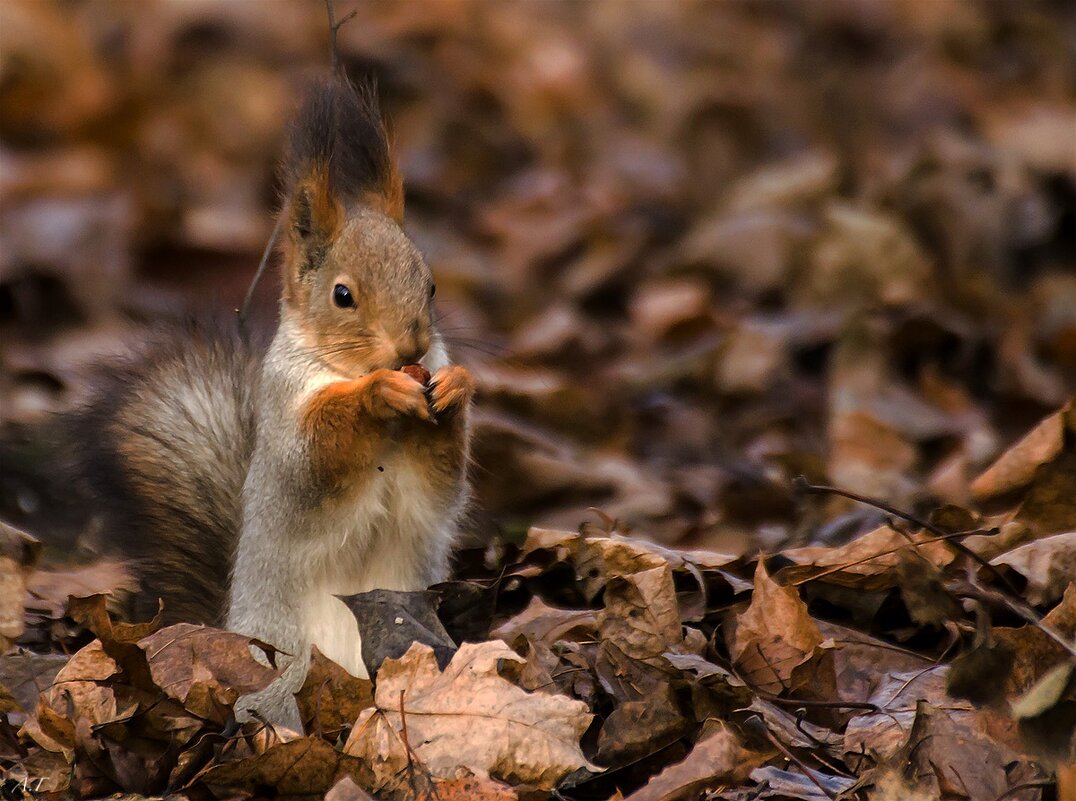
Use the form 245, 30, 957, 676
792, 477, 1014, 591
794, 477, 1076, 660
324, 0, 357, 74
742, 714, 838, 800
237, 201, 282, 341
238, 1, 357, 338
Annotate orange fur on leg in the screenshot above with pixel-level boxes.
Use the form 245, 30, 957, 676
300, 370, 434, 495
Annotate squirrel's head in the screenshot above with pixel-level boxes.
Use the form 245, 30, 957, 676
278, 78, 434, 376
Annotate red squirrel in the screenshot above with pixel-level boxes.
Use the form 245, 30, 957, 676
66, 78, 474, 726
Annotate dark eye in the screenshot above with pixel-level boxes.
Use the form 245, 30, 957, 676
429, 283, 436, 299
333, 284, 355, 308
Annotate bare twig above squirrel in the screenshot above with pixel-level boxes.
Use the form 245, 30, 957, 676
66, 76, 474, 728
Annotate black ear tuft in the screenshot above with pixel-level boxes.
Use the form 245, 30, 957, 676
293, 187, 313, 239
282, 77, 402, 220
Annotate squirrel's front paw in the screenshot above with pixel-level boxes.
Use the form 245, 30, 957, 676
363, 369, 434, 422
429, 366, 476, 417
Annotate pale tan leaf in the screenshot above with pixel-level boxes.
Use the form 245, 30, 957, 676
345, 641, 594, 790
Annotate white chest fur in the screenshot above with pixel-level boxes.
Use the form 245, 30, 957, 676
300, 456, 448, 677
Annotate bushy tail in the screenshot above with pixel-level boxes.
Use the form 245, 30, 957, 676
67, 321, 260, 625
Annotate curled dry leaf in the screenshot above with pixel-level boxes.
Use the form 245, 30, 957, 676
991, 531, 1076, 606
204, 737, 372, 800
599, 565, 684, 661
490, 596, 599, 646
729, 560, 822, 694
295, 645, 374, 738
0, 521, 41, 651
622, 722, 768, 801
971, 402, 1069, 501
139, 622, 279, 724
345, 641, 595, 790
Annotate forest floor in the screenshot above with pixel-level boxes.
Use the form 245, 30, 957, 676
1, 1, 1074, 799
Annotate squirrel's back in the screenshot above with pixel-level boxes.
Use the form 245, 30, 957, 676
73, 320, 261, 625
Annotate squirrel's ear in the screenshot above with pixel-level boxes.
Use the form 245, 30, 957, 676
282, 166, 341, 279
289, 169, 339, 240
282, 77, 404, 228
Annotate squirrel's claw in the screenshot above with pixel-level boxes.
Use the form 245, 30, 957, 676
429, 366, 476, 417
364, 369, 435, 422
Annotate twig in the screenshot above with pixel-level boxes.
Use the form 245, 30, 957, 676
793, 477, 1076, 660
792, 477, 1015, 591
237, 214, 281, 342
756, 692, 879, 713
742, 714, 838, 800
324, 0, 357, 74
992, 780, 1055, 801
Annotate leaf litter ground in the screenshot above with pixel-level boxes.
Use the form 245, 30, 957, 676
0, 0, 1074, 799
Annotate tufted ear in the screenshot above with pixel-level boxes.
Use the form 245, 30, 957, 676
284, 165, 341, 280
282, 76, 403, 234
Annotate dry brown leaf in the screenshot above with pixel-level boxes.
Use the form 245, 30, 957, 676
0, 521, 40, 651
971, 404, 1067, 501
889, 701, 1044, 801
599, 565, 684, 661
0, 651, 67, 716
622, 722, 768, 801
991, 531, 1076, 606
295, 645, 374, 738
429, 771, 520, 800
139, 623, 279, 723
778, 525, 954, 591
345, 641, 594, 790
730, 560, 822, 694
490, 596, 599, 646
204, 737, 372, 800
342, 709, 423, 800
326, 776, 377, 801
21, 639, 121, 757
843, 666, 971, 760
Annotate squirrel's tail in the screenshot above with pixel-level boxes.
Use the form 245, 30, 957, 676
66, 321, 260, 625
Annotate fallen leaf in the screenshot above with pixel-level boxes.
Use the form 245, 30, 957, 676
345, 641, 594, 790
991, 531, 1076, 606
140, 622, 279, 724
325, 776, 377, 801
971, 404, 1067, 501
622, 722, 767, 801
599, 565, 684, 660
730, 561, 822, 694
296, 645, 374, 739
0, 521, 40, 651
205, 737, 372, 800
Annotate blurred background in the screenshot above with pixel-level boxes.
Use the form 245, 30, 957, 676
1, 0, 1074, 555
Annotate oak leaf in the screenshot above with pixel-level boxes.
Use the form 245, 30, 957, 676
345, 641, 594, 790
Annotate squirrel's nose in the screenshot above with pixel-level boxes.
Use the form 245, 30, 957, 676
395, 332, 429, 366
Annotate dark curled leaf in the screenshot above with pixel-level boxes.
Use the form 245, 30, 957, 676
337, 589, 457, 676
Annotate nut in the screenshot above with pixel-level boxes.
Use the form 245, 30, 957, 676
401, 363, 431, 385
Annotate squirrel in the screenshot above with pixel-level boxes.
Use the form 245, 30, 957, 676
54, 77, 474, 727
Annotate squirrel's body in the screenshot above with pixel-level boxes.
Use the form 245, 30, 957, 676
51, 78, 475, 727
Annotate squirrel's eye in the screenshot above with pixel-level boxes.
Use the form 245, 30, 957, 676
332, 284, 355, 308
429, 283, 437, 299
